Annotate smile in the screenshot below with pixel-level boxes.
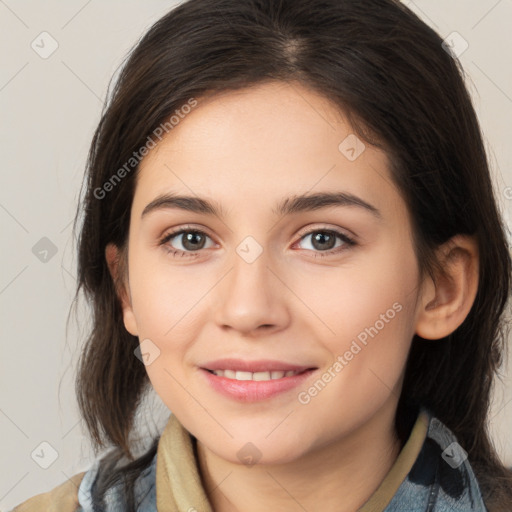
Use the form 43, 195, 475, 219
199, 358, 317, 401
207, 369, 302, 380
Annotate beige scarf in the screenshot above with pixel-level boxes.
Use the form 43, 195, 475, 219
10, 409, 428, 511
155, 414, 213, 512
155, 410, 429, 512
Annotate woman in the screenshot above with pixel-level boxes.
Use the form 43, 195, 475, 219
11, 0, 512, 510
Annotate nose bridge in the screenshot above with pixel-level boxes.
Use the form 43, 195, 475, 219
213, 236, 288, 333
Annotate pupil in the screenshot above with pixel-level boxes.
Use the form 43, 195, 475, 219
184, 232, 204, 250
313, 232, 334, 250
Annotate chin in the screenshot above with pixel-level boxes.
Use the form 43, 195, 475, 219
202, 432, 310, 467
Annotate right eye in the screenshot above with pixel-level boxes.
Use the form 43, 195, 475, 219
159, 227, 216, 257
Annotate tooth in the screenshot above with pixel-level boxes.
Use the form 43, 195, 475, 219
253, 371, 271, 381
212, 369, 300, 381
235, 371, 253, 380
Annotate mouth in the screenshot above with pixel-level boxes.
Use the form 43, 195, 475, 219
204, 368, 310, 381
199, 359, 318, 402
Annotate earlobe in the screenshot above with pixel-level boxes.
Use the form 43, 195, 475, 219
415, 235, 479, 340
105, 243, 139, 336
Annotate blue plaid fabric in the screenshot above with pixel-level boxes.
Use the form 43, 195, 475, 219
75, 407, 488, 512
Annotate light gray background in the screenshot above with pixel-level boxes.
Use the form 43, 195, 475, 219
1, 0, 511, 509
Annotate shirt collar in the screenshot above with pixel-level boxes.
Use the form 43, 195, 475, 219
155, 407, 430, 512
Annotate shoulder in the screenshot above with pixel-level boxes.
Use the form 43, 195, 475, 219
391, 407, 489, 511
10, 451, 157, 512
9, 472, 86, 512
77, 451, 158, 511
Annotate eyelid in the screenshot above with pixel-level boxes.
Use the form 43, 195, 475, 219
292, 226, 357, 257
159, 224, 217, 247
295, 223, 357, 241
159, 223, 357, 258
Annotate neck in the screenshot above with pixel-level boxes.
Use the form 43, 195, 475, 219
195, 401, 403, 512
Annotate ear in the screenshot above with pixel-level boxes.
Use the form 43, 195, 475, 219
105, 243, 139, 336
415, 234, 479, 340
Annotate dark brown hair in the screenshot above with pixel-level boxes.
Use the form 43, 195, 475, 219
73, 0, 512, 509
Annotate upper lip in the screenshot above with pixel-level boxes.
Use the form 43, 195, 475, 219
201, 358, 316, 373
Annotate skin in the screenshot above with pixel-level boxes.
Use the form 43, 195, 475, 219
106, 80, 479, 512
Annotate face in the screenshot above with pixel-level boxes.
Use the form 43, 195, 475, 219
118, 81, 424, 465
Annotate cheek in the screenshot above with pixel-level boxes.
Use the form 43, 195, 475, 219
290, 268, 416, 436
126, 250, 214, 400
128, 248, 207, 337
300, 243, 417, 390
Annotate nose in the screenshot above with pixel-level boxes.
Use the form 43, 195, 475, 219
213, 247, 291, 336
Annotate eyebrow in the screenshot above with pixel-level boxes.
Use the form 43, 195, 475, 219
141, 191, 382, 220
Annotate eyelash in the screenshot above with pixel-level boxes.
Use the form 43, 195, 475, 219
158, 225, 357, 259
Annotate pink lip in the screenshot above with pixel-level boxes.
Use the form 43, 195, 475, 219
201, 358, 314, 373
199, 364, 317, 402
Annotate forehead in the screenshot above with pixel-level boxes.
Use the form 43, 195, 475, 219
147, 81, 352, 162
133, 81, 402, 220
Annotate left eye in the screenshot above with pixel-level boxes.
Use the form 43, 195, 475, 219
295, 229, 355, 255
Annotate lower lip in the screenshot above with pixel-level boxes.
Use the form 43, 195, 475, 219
200, 368, 316, 402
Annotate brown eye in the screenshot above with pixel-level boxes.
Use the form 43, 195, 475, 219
160, 228, 215, 256
295, 228, 356, 257
310, 231, 337, 251
178, 231, 208, 251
